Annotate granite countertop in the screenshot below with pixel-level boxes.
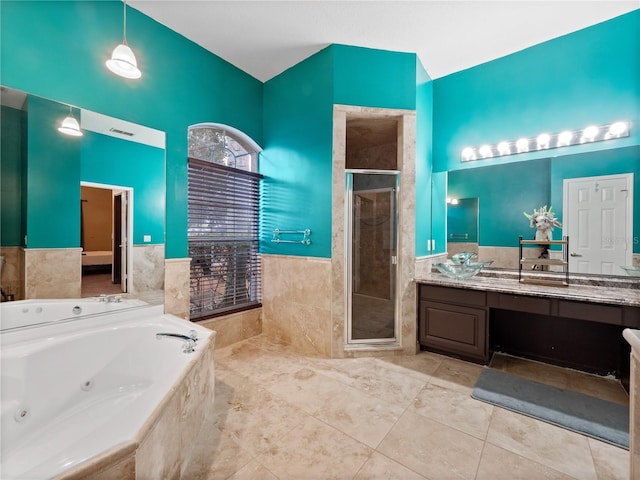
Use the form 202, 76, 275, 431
415, 272, 640, 308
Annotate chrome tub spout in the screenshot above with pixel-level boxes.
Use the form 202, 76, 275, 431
155, 330, 198, 353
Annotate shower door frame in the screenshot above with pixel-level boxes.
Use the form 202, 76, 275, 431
345, 169, 400, 345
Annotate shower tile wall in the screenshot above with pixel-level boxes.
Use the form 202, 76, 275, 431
164, 258, 191, 319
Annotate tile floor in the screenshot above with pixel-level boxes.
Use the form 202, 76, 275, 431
184, 335, 630, 479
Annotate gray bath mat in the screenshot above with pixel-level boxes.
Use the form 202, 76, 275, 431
472, 368, 629, 449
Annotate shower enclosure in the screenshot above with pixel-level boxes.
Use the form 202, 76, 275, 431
346, 171, 399, 343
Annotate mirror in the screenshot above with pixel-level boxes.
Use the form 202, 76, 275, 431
444, 146, 639, 276
0, 86, 166, 311
446, 197, 479, 258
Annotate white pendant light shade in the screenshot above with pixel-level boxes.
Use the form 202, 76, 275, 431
106, 0, 141, 79
58, 110, 83, 137
106, 43, 141, 79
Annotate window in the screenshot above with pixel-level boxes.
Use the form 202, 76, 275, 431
188, 125, 262, 319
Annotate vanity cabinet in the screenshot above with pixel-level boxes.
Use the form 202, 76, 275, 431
418, 285, 488, 363
417, 280, 640, 390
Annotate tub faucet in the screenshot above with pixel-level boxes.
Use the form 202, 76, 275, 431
156, 330, 198, 353
97, 294, 122, 303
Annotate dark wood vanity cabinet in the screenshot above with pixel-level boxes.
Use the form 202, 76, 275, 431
417, 281, 640, 389
418, 285, 489, 363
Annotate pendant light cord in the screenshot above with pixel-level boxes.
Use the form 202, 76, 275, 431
122, 0, 128, 45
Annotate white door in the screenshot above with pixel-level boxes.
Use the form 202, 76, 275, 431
563, 174, 633, 274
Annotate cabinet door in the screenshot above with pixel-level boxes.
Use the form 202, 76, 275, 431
419, 301, 487, 362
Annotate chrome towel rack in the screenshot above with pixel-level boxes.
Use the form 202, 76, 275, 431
271, 228, 311, 245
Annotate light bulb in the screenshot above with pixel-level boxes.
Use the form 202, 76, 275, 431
608, 121, 628, 137
536, 133, 551, 149
461, 147, 476, 161
497, 141, 511, 156
557, 130, 573, 147
581, 125, 599, 143
516, 138, 529, 153
478, 145, 493, 158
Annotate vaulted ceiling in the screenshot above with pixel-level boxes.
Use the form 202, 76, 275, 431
129, 1, 637, 82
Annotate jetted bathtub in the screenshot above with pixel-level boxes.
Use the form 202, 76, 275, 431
0, 297, 148, 331
0, 303, 215, 479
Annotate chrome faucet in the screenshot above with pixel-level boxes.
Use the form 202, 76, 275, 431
97, 294, 122, 303
155, 330, 198, 353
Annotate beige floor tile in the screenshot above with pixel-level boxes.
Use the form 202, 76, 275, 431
314, 383, 406, 448
410, 383, 494, 439
378, 409, 484, 479
182, 425, 254, 480
486, 408, 597, 480
428, 356, 484, 394
262, 366, 353, 414
475, 443, 576, 479
213, 374, 308, 456
257, 415, 372, 480
226, 458, 279, 480
588, 438, 630, 480
378, 350, 443, 379
353, 452, 427, 480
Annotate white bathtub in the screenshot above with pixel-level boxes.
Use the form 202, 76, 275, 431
0, 298, 148, 331
0, 304, 213, 479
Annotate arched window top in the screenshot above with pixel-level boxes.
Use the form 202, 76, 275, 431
188, 123, 261, 173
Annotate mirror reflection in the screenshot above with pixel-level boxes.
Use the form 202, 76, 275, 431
0, 86, 166, 312
444, 146, 639, 276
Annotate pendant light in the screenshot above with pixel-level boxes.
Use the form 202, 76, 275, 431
106, 0, 142, 79
58, 107, 83, 137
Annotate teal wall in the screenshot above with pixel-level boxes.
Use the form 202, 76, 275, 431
26, 96, 81, 249
415, 59, 433, 257
433, 9, 639, 173
81, 132, 165, 246
1, 0, 263, 258
261, 44, 431, 258
447, 198, 478, 243
260, 47, 334, 257
0, 106, 25, 246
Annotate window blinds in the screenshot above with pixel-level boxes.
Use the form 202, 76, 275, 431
188, 158, 262, 318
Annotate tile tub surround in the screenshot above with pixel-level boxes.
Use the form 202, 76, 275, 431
56, 330, 217, 480
200, 307, 262, 348
164, 257, 191, 319
0, 246, 23, 300
623, 329, 640, 479
24, 247, 82, 299
184, 334, 629, 479
131, 244, 165, 294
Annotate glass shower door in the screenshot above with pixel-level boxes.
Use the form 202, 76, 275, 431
347, 171, 399, 343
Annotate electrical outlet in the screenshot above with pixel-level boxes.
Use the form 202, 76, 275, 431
143, 235, 151, 243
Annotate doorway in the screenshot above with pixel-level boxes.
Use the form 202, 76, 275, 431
563, 173, 633, 274
346, 171, 399, 343
80, 183, 132, 296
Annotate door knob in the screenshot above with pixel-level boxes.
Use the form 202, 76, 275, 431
570, 252, 583, 257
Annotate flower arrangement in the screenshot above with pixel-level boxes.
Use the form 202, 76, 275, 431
523, 205, 562, 242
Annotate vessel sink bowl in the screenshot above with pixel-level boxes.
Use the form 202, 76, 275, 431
434, 262, 488, 279
621, 265, 640, 277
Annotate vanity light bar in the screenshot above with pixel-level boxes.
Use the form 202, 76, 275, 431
460, 121, 630, 162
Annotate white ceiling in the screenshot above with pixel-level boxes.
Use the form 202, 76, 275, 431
129, 1, 638, 82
